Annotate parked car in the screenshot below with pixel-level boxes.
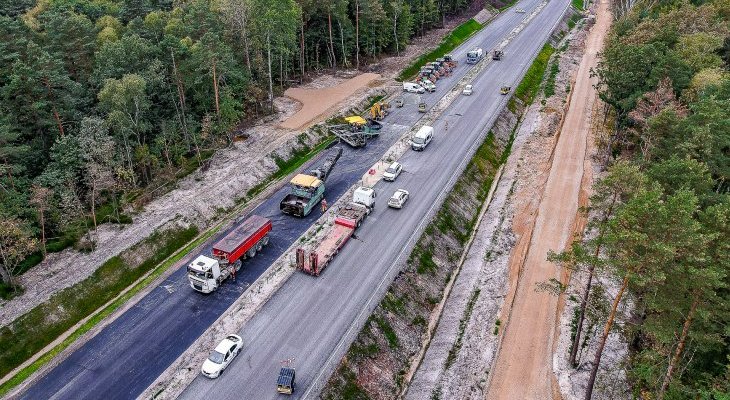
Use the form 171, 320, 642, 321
383, 162, 403, 182
515, 7, 526, 12
462, 84, 473, 95
201, 334, 243, 378
388, 189, 410, 209
500, 86, 511, 95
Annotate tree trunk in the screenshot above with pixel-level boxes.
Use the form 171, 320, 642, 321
355, 0, 360, 69
657, 293, 700, 400
39, 208, 46, 256
338, 20, 347, 67
585, 275, 628, 400
570, 193, 619, 366
267, 33, 274, 113
300, 19, 305, 83
41, 77, 65, 137
570, 263, 595, 366
328, 11, 337, 72
212, 58, 220, 117
393, 6, 399, 56
90, 179, 97, 229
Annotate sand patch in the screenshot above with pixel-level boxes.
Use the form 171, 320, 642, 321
280, 73, 381, 130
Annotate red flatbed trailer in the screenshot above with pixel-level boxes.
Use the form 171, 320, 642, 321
296, 203, 369, 276
212, 215, 272, 264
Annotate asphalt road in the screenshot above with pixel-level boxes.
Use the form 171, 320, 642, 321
179, 0, 570, 398
15, 3, 564, 399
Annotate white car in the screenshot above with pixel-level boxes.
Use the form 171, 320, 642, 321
388, 189, 410, 209
201, 334, 243, 378
515, 7, 526, 13
462, 84, 473, 95
383, 162, 403, 181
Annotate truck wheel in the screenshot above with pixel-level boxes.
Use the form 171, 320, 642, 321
261, 236, 270, 246
248, 248, 256, 258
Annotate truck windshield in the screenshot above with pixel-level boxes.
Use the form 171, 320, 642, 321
412, 137, 425, 144
188, 268, 212, 280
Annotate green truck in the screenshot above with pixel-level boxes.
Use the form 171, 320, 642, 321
279, 146, 342, 217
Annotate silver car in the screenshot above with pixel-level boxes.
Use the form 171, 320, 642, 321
388, 189, 410, 209
383, 162, 403, 182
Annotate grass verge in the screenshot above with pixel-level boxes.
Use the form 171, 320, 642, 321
321, 132, 504, 398
0, 226, 200, 395
508, 43, 555, 112
398, 19, 485, 81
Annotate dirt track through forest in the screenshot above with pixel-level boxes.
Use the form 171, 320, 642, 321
485, 1, 611, 398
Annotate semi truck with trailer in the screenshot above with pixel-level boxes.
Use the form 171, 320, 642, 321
295, 187, 376, 276
187, 215, 272, 293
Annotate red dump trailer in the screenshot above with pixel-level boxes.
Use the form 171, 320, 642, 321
296, 203, 370, 276
187, 215, 272, 293
213, 215, 272, 264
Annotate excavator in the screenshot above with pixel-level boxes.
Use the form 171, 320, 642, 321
369, 101, 390, 121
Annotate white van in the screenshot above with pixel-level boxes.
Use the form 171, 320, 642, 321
403, 82, 425, 94
411, 126, 434, 151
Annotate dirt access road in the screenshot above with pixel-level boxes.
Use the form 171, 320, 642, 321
486, 1, 611, 398
280, 72, 381, 129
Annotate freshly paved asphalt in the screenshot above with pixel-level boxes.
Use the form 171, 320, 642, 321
18, 0, 568, 398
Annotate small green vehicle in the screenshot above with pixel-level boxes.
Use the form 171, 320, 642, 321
418, 102, 427, 112
500, 86, 511, 95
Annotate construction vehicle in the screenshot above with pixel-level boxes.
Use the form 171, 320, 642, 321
500, 86, 511, 95
329, 117, 380, 148
369, 101, 389, 120
394, 97, 404, 107
187, 215, 272, 293
418, 101, 426, 113
277, 367, 296, 394
493, 50, 504, 60
280, 147, 342, 217
295, 187, 376, 276
444, 54, 458, 68
467, 48, 484, 64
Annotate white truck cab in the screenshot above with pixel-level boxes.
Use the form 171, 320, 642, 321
188, 255, 227, 294
353, 186, 377, 208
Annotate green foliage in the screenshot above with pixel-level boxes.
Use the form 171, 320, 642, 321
571, 0, 584, 10
512, 44, 555, 106
398, 19, 483, 81
577, 0, 730, 396
543, 57, 560, 98
374, 316, 399, 349
0, 226, 198, 379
